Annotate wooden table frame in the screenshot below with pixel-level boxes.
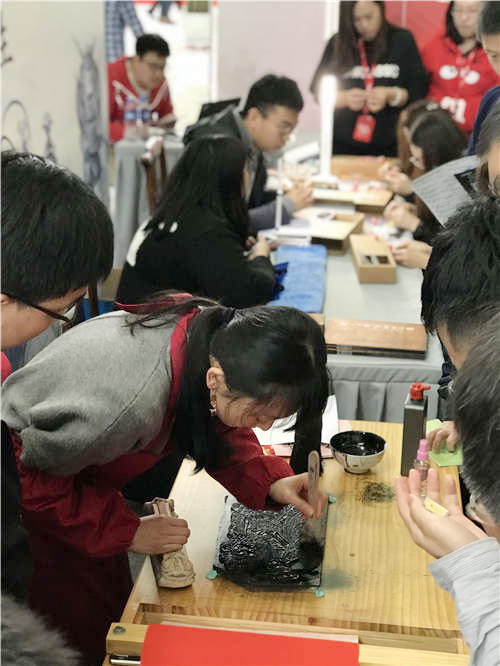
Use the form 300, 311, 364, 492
105, 421, 468, 665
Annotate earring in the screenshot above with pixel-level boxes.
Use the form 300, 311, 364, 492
209, 393, 217, 417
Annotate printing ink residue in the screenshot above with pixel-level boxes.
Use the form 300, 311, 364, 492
359, 482, 395, 504
216, 503, 321, 588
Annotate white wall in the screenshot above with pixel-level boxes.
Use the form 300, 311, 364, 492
2, 1, 109, 204
217, 1, 333, 133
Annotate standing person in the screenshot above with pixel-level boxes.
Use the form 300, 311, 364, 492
116, 135, 276, 307
149, 1, 174, 24
421, 1, 499, 136
105, 0, 144, 63
1, 151, 114, 665
2, 297, 329, 665
468, 1, 500, 153
184, 75, 313, 234
108, 33, 175, 143
310, 1, 428, 157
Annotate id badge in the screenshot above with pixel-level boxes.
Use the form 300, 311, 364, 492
352, 113, 376, 143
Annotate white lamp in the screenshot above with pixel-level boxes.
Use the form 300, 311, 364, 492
319, 74, 337, 178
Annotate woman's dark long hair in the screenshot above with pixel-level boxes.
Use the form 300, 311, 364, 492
127, 294, 329, 472
146, 134, 249, 245
409, 108, 467, 239
333, 1, 390, 74
445, 1, 481, 47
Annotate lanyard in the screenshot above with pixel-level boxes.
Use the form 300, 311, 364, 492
358, 38, 376, 92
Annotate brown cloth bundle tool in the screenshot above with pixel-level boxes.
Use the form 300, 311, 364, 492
150, 498, 195, 588
298, 451, 326, 571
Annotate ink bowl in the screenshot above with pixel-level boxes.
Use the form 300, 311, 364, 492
329, 431, 386, 474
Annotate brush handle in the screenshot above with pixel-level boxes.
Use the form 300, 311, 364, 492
307, 450, 320, 512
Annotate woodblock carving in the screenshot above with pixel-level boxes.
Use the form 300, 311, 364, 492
151, 498, 195, 588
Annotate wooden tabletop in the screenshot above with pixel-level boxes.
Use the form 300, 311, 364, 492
111, 420, 466, 661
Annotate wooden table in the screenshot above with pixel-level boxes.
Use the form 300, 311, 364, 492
105, 421, 467, 665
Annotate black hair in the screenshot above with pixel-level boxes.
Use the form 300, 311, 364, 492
409, 109, 467, 172
478, 0, 500, 38
127, 294, 329, 472
476, 100, 500, 195
421, 196, 500, 344
146, 134, 249, 244
241, 74, 303, 117
1, 151, 114, 303
136, 33, 170, 58
397, 99, 440, 176
453, 308, 500, 523
332, 1, 389, 75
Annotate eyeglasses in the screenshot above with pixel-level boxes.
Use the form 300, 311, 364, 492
409, 154, 425, 170
2, 293, 83, 324
257, 108, 296, 136
141, 59, 165, 74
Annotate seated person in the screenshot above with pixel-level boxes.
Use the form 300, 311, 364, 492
395, 308, 500, 666
475, 99, 500, 196
419, 196, 500, 451
184, 75, 313, 235
116, 135, 276, 308
384, 108, 467, 268
421, 1, 499, 136
108, 33, 175, 142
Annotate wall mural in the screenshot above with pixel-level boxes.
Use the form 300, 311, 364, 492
1, 2, 109, 205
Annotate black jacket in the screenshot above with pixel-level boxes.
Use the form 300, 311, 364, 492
311, 25, 428, 156
184, 107, 275, 210
116, 207, 276, 308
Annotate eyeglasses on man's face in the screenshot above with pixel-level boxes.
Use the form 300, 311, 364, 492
2, 293, 83, 324
141, 57, 166, 74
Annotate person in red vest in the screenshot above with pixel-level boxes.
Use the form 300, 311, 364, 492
421, 1, 500, 135
108, 33, 175, 142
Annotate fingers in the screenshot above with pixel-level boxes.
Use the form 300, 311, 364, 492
427, 426, 443, 451
446, 426, 459, 452
408, 468, 425, 496
394, 475, 411, 524
426, 468, 442, 503
314, 490, 328, 518
442, 474, 462, 515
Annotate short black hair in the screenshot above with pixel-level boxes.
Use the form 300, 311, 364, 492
421, 196, 500, 345
1, 151, 114, 303
136, 33, 170, 58
478, 0, 500, 38
476, 100, 500, 195
242, 75, 303, 117
454, 309, 500, 523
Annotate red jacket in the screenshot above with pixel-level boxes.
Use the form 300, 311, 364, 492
107, 56, 174, 142
421, 34, 500, 133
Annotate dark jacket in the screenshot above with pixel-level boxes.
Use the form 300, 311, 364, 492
311, 25, 428, 156
468, 86, 500, 155
116, 207, 276, 307
184, 107, 274, 210
1, 422, 32, 603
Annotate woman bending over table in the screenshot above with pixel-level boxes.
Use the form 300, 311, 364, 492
2, 296, 328, 665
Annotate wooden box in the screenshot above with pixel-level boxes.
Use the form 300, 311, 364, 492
325, 317, 427, 359
330, 155, 398, 180
294, 208, 364, 254
349, 234, 397, 284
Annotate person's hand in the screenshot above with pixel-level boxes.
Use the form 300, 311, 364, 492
366, 86, 392, 113
245, 235, 257, 250
395, 469, 486, 559
129, 514, 190, 555
384, 200, 420, 232
342, 88, 367, 112
269, 473, 327, 519
248, 237, 271, 259
391, 240, 432, 269
427, 420, 459, 452
285, 181, 314, 211
384, 169, 413, 196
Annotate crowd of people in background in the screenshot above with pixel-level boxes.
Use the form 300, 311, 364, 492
2, 1, 500, 665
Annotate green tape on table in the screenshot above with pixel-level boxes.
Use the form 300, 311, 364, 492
426, 419, 463, 466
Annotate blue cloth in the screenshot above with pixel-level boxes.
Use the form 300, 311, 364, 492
467, 85, 500, 155
267, 244, 327, 313
105, 1, 143, 63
